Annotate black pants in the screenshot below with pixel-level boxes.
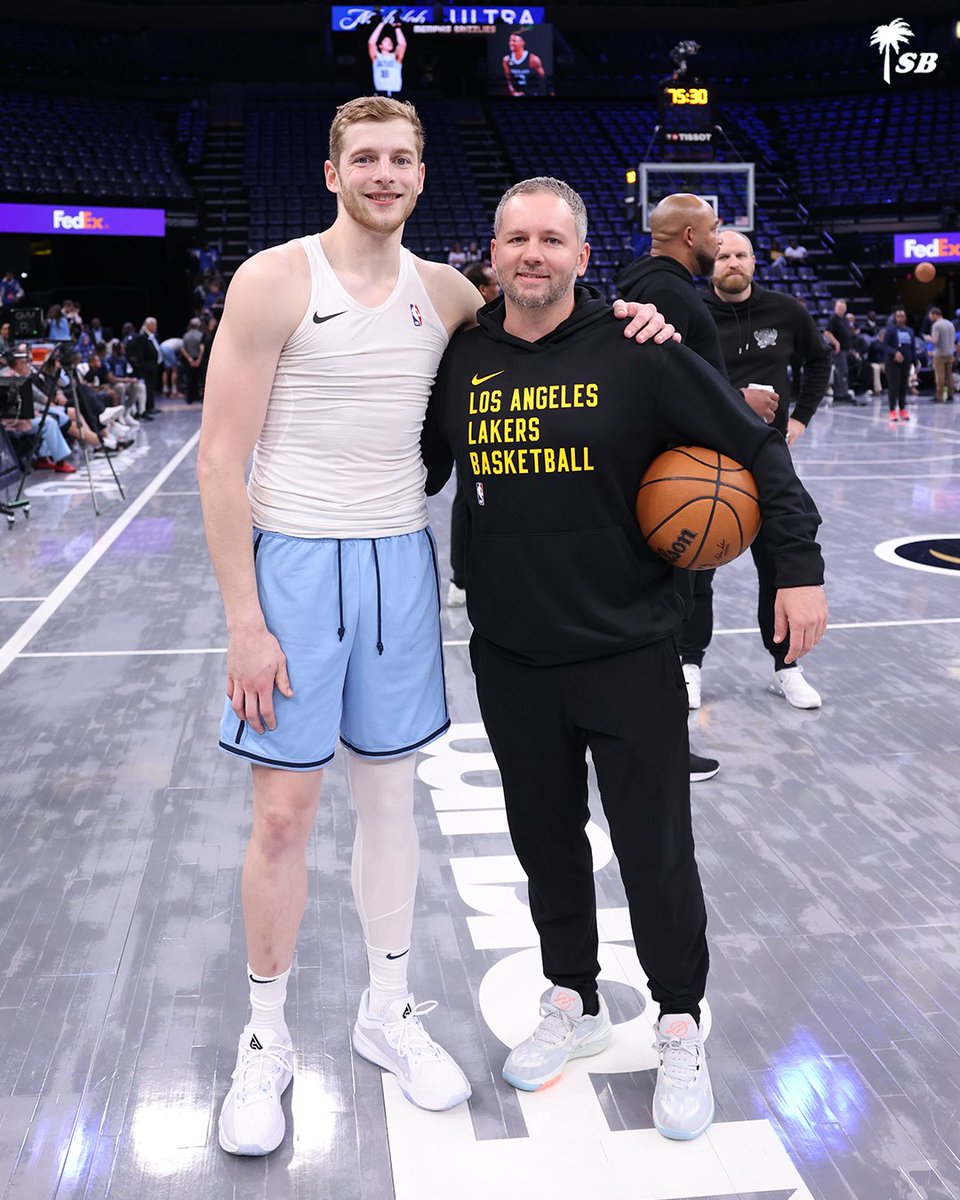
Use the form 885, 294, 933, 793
886, 358, 908, 410
470, 634, 709, 1014
677, 528, 792, 671
676, 568, 714, 668
185, 364, 202, 405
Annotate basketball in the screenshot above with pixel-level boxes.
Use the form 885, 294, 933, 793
636, 446, 761, 570
915, 262, 936, 283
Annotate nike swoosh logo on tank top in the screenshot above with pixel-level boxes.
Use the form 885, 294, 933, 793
313, 310, 347, 324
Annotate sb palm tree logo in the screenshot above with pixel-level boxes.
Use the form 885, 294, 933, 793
870, 18, 938, 82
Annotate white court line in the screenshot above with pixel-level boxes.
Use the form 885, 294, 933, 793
12, 613, 960, 659
0, 429, 201, 680
800, 473, 960, 482
20, 647, 226, 658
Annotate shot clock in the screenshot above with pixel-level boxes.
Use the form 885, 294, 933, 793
659, 78, 714, 161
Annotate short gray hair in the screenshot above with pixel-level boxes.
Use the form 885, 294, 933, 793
494, 177, 588, 246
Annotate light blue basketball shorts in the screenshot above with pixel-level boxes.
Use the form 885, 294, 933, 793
218, 527, 449, 771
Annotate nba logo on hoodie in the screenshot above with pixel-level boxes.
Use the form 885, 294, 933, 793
410, 303, 423, 327
476, 482, 485, 506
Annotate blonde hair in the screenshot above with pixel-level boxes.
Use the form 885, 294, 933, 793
329, 96, 425, 166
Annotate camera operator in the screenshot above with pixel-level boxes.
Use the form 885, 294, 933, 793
1, 346, 77, 473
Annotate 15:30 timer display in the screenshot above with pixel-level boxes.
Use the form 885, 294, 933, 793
663, 86, 709, 105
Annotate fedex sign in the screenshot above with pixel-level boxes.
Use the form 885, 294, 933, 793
54, 208, 108, 231
0, 202, 165, 238
894, 232, 960, 264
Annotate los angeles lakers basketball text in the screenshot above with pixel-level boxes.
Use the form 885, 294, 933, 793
467, 381, 599, 475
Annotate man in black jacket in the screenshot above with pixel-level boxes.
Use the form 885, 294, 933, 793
423, 177, 828, 1143
617, 194, 778, 712
703, 229, 831, 708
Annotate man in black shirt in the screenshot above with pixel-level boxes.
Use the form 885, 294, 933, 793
618, 194, 780, 713
703, 230, 831, 709
423, 177, 828, 1143
826, 298, 855, 404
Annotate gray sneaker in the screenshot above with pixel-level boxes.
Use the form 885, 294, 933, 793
352, 990, 471, 1111
502, 986, 612, 1091
652, 1012, 714, 1140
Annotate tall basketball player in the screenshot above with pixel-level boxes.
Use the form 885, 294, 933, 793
198, 96, 675, 1158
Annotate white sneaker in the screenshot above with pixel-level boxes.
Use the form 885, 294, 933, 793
502, 987, 612, 1091
653, 1012, 714, 1140
682, 663, 701, 709
770, 665, 822, 709
446, 582, 467, 608
100, 404, 126, 423
218, 1027, 294, 1156
352, 990, 471, 1111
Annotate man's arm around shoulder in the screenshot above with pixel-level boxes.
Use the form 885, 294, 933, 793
197, 244, 308, 734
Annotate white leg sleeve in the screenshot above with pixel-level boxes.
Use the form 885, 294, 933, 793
347, 752, 420, 954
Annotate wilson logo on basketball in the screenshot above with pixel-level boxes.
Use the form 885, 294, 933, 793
656, 527, 698, 565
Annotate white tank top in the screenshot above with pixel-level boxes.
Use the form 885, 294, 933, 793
248, 235, 448, 538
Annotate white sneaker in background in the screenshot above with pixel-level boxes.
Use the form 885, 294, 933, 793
770, 665, 822, 709
446, 582, 467, 608
682, 663, 701, 709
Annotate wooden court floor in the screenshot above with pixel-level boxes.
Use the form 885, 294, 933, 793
1, 396, 959, 1200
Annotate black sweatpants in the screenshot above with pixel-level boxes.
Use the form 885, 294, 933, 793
677, 531, 792, 671
676, 568, 715, 668
470, 633, 709, 1015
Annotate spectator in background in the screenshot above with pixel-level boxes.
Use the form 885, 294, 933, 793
446, 241, 467, 270
127, 317, 164, 418
181, 317, 205, 405
47, 304, 72, 342
826, 299, 854, 404
103, 340, 147, 421
929, 307, 956, 403
0, 321, 10, 355
769, 238, 790, 277
1, 270, 24, 307
883, 307, 916, 422
160, 333, 185, 397
74, 326, 95, 364
201, 272, 226, 314
88, 316, 111, 345
464, 240, 483, 265
196, 241, 222, 276
783, 241, 808, 265
62, 299, 83, 328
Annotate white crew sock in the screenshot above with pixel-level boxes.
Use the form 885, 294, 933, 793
365, 942, 412, 1018
247, 962, 291, 1036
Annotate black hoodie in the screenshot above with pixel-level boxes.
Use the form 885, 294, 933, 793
422, 286, 824, 666
702, 283, 831, 434
616, 254, 727, 377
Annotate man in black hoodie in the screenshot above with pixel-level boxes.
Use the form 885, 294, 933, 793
617, 194, 779, 712
704, 230, 831, 709
422, 177, 827, 1143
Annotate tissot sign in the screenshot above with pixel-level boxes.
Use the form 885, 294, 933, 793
894, 232, 960, 264
0, 203, 165, 237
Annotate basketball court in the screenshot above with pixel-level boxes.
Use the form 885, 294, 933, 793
1, 395, 959, 1198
